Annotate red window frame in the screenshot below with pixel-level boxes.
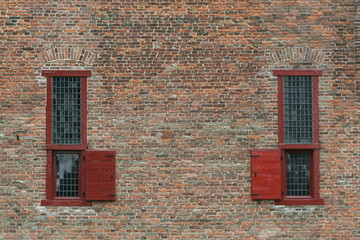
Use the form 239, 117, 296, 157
274, 70, 324, 205
41, 70, 92, 206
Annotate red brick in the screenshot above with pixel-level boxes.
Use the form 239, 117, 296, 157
0, 0, 358, 239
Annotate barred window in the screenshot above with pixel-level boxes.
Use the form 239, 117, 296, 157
286, 151, 311, 196
52, 76, 82, 145
273, 70, 323, 205
283, 76, 313, 144
42, 70, 91, 206
55, 152, 79, 197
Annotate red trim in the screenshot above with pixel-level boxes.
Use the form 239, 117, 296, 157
278, 149, 324, 205
279, 144, 320, 149
273, 70, 323, 76
42, 70, 90, 207
313, 76, 320, 144
46, 77, 52, 145
46, 145, 87, 150
280, 149, 286, 200
277, 71, 321, 146
79, 151, 87, 203
81, 76, 88, 146
42, 70, 92, 77
274, 70, 324, 205
278, 76, 285, 144
44, 150, 54, 201
45, 74, 88, 146
41, 151, 89, 206
312, 149, 321, 199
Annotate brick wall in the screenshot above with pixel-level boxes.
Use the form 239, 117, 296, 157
0, 0, 358, 239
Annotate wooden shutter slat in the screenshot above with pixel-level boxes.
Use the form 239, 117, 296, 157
86, 182, 115, 191
251, 149, 282, 200
86, 171, 114, 181
85, 150, 116, 201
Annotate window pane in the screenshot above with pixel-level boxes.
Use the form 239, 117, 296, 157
52, 76, 81, 144
286, 151, 310, 196
284, 76, 313, 144
55, 153, 79, 197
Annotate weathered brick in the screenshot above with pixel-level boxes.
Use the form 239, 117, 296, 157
0, 0, 358, 239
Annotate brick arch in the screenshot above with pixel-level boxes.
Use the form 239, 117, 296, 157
269, 47, 325, 64
40, 47, 96, 65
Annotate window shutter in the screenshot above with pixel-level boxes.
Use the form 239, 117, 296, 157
85, 150, 116, 201
251, 149, 282, 200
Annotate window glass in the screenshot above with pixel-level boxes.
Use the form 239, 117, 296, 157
283, 76, 313, 144
286, 151, 311, 196
52, 76, 82, 144
55, 152, 80, 197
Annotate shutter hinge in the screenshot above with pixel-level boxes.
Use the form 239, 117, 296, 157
251, 155, 260, 158
83, 156, 86, 161
82, 192, 86, 196
106, 154, 116, 157
251, 193, 260, 197
282, 191, 284, 196
108, 194, 116, 196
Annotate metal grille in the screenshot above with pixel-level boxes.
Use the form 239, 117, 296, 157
284, 76, 313, 144
55, 153, 79, 197
52, 76, 81, 144
286, 151, 310, 196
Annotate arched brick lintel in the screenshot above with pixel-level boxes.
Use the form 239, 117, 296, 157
269, 47, 325, 64
40, 47, 96, 65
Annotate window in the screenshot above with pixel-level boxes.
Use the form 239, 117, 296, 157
41, 70, 116, 206
52, 76, 82, 145
285, 150, 311, 196
251, 70, 324, 205
283, 76, 313, 144
275, 70, 323, 205
55, 152, 80, 197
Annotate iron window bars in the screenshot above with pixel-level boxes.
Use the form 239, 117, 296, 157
42, 70, 91, 206
52, 76, 82, 145
274, 70, 323, 205
283, 76, 313, 144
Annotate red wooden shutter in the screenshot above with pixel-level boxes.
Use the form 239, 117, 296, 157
85, 150, 116, 201
251, 149, 282, 200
